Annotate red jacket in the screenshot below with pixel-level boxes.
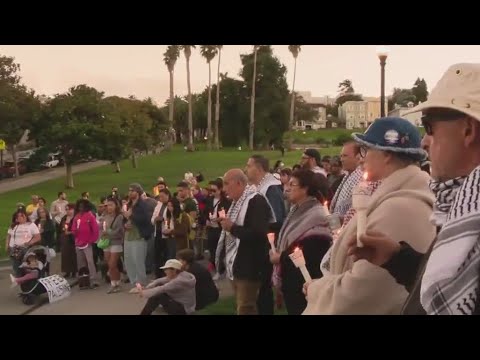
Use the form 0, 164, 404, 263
71, 211, 99, 248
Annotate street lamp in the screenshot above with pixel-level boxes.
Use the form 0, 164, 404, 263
376, 46, 389, 117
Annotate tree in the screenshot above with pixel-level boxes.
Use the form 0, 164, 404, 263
200, 45, 218, 150
36, 85, 108, 188
214, 45, 223, 150
338, 79, 355, 94
336, 93, 363, 106
180, 45, 196, 151
240, 45, 290, 149
391, 87, 416, 107
288, 45, 301, 131
294, 94, 317, 124
248, 45, 259, 150
411, 78, 428, 104
163, 45, 180, 145
0, 55, 21, 87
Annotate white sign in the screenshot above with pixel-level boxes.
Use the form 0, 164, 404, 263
38, 275, 71, 304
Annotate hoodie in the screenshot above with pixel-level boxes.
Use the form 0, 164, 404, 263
142, 271, 196, 314
71, 211, 99, 248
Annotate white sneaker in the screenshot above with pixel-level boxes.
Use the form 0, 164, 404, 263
10, 274, 18, 288
129, 287, 140, 294
212, 273, 220, 281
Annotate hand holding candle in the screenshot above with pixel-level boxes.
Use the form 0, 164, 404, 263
352, 172, 370, 247
289, 247, 312, 282
102, 221, 107, 232
218, 208, 226, 219
76, 219, 81, 229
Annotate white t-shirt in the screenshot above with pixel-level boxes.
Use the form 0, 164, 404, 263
8, 223, 40, 248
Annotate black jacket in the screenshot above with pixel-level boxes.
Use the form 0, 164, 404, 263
265, 185, 287, 234
204, 196, 231, 224
229, 194, 271, 282
188, 262, 219, 310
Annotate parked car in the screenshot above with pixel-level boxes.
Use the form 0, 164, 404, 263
0, 160, 28, 179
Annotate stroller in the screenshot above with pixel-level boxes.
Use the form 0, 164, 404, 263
17, 245, 54, 305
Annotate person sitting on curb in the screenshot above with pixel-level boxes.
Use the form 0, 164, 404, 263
139, 259, 196, 315
176, 249, 219, 311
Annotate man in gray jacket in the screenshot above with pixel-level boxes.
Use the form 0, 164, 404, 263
139, 259, 196, 315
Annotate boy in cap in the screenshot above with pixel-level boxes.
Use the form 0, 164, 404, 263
139, 259, 196, 315
300, 148, 327, 177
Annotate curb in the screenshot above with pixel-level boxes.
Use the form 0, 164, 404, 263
19, 278, 79, 315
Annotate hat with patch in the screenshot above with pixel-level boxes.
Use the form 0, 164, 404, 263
352, 117, 426, 161
403, 63, 480, 122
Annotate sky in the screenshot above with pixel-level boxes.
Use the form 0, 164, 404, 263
1, 45, 479, 106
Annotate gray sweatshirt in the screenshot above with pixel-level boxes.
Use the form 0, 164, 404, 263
142, 271, 196, 314
104, 214, 125, 246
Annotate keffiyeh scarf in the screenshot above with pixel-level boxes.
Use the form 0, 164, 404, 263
330, 167, 363, 217
421, 168, 479, 315
215, 185, 258, 280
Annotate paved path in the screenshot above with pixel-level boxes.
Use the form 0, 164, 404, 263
0, 161, 110, 194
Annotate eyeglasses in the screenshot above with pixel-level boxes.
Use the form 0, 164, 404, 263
288, 182, 301, 188
421, 111, 466, 136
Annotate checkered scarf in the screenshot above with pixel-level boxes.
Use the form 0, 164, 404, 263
421, 166, 480, 315
330, 167, 363, 217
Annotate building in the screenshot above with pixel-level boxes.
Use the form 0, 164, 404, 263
387, 102, 422, 126
338, 96, 388, 129
294, 91, 335, 130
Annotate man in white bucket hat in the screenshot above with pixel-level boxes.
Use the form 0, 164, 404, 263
347, 63, 480, 315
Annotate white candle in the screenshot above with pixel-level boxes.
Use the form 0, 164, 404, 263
76, 219, 81, 228
218, 209, 226, 219
323, 201, 331, 216
37, 223, 42, 232
209, 212, 214, 220
122, 204, 127, 212
267, 233, 276, 252
164, 220, 169, 229
288, 247, 312, 282
352, 172, 370, 247
103, 221, 107, 231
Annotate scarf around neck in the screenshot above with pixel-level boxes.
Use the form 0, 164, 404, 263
421, 167, 480, 315
277, 197, 329, 253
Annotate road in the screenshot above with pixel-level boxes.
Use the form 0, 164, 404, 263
0, 161, 110, 194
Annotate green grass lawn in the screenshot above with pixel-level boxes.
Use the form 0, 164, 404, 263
197, 296, 288, 315
0, 146, 341, 257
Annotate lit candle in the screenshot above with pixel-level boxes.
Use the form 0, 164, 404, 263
352, 172, 370, 247
323, 201, 331, 216
267, 233, 276, 252
288, 247, 312, 282
218, 208, 226, 219
103, 221, 107, 232
164, 219, 169, 229
122, 204, 127, 212
64, 223, 68, 231
37, 223, 42, 232
76, 219, 81, 228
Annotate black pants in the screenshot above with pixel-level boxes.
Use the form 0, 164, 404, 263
207, 227, 222, 264
256, 265, 274, 315
282, 286, 307, 315
154, 235, 167, 279
140, 293, 186, 315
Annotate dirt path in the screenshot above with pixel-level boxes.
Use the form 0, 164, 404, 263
0, 161, 110, 194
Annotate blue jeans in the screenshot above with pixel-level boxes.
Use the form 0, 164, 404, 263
124, 240, 147, 286
11, 257, 22, 277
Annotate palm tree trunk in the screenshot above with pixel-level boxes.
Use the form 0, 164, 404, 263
65, 162, 74, 189
249, 48, 258, 151
214, 48, 222, 150
289, 57, 297, 127
186, 56, 194, 152
132, 152, 138, 168
168, 69, 175, 145
207, 61, 212, 150
114, 161, 121, 173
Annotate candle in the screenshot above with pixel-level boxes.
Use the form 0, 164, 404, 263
103, 221, 107, 232
218, 208, 226, 219
323, 201, 331, 216
164, 219, 169, 229
209, 212, 214, 220
288, 247, 312, 282
122, 204, 127, 212
136, 283, 143, 292
352, 172, 370, 247
267, 233, 276, 252
76, 219, 81, 228
37, 223, 42, 232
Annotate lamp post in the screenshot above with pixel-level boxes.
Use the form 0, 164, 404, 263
376, 46, 389, 117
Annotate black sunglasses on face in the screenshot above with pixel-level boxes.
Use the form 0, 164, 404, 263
421, 112, 466, 136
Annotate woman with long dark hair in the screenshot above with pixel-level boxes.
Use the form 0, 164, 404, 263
60, 203, 77, 278
162, 198, 190, 258
35, 207, 56, 276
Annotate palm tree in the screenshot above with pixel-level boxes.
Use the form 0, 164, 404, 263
249, 45, 259, 151
163, 45, 180, 145
288, 45, 301, 135
200, 45, 218, 150
338, 79, 354, 94
214, 45, 223, 150
180, 45, 196, 151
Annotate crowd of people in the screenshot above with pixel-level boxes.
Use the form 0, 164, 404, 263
5, 62, 480, 315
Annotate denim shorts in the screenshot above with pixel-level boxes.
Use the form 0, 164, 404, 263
104, 245, 123, 253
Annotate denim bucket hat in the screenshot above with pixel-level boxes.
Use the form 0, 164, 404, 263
352, 117, 427, 161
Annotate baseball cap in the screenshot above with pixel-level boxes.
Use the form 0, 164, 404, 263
404, 63, 480, 122
160, 259, 183, 271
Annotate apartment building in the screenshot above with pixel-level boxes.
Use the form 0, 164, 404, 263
294, 91, 334, 130
387, 102, 422, 126
338, 97, 388, 129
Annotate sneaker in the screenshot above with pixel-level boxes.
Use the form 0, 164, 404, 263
129, 287, 140, 294
212, 273, 220, 281
107, 285, 121, 294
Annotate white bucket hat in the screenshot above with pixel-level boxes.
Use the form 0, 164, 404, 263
160, 259, 183, 271
404, 63, 480, 122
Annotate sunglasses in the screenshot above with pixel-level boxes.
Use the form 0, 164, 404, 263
421, 111, 466, 136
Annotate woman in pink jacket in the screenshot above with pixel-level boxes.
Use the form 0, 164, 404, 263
71, 199, 100, 288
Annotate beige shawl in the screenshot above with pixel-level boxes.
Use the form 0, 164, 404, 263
303, 165, 436, 315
